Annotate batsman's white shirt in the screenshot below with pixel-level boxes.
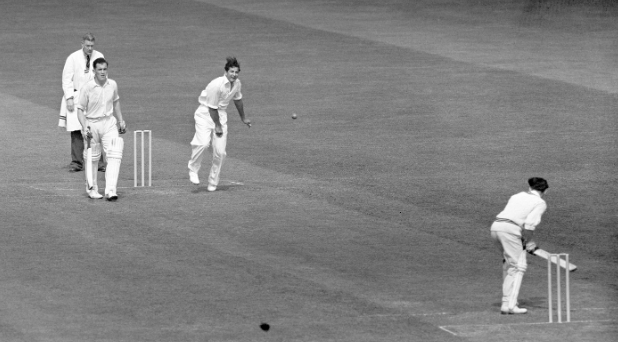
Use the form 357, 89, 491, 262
77, 79, 119, 120
59, 49, 104, 131
194, 74, 242, 125
492, 191, 547, 235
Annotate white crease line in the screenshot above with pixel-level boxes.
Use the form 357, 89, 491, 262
577, 307, 618, 311
404, 312, 451, 317
22, 184, 250, 198
439, 319, 616, 335
31, 188, 79, 191
27, 180, 248, 192
17, 194, 82, 198
359, 312, 451, 318
439, 326, 458, 336
27, 184, 220, 192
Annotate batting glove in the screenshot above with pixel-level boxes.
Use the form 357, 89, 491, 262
525, 241, 538, 253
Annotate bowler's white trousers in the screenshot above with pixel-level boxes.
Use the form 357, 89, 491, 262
188, 110, 228, 187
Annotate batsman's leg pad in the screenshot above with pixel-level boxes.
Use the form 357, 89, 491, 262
83, 141, 102, 162
105, 137, 124, 194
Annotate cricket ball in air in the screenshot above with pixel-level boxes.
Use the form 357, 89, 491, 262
292, 113, 297, 119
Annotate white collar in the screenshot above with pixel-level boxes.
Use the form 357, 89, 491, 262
528, 190, 542, 197
94, 79, 109, 87
222, 74, 238, 86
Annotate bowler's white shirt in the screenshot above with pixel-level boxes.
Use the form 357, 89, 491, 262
494, 191, 547, 232
196, 75, 242, 123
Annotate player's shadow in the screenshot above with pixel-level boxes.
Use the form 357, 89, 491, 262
523, 297, 548, 309
492, 297, 547, 309
191, 182, 243, 193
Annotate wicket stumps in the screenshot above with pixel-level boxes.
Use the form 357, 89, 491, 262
548, 253, 570, 323
133, 130, 152, 187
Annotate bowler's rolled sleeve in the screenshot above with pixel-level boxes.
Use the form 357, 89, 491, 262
233, 83, 242, 100
113, 84, 120, 102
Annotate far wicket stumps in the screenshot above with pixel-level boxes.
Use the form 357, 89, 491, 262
548, 253, 570, 323
134, 130, 152, 187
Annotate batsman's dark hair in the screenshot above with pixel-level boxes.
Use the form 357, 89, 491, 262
224, 56, 240, 72
92, 57, 108, 69
528, 177, 549, 193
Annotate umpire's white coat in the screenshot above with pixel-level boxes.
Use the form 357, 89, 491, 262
59, 49, 104, 131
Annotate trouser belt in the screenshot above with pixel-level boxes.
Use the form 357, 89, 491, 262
494, 218, 522, 228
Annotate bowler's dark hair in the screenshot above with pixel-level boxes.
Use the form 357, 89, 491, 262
224, 56, 240, 72
92, 57, 108, 69
528, 177, 549, 193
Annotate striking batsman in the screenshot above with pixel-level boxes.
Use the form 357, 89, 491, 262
188, 57, 251, 191
77, 57, 127, 200
490, 177, 549, 314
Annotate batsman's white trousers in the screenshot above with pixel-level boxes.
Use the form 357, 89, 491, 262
82, 115, 121, 193
491, 223, 527, 305
188, 110, 228, 187
85, 115, 119, 160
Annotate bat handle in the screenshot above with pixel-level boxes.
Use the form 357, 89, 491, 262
86, 126, 93, 147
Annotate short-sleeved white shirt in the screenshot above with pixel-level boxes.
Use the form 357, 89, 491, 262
196, 74, 242, 117
77, 79, 119, 119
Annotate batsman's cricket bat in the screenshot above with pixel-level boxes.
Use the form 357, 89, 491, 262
532, 248, 577, 272
85, 131, 94, 190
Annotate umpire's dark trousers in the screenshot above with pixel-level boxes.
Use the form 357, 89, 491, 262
70, 130, 84, 168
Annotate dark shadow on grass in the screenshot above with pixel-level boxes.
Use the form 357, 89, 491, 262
491, 298, 547, 309
191, 183, 244, 193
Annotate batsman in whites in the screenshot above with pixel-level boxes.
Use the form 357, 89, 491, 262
490, 177, 549, 314
77, 57, 127, 201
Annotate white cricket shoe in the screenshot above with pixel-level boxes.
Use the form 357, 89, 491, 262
88, 189, 103, 199
189, 171, 200, 185
207, 184, 217, 192
501, 306, 527, 315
